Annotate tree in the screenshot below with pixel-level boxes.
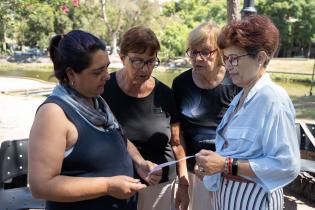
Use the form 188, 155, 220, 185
227, 0, 240, 23
163, 0, 227, 27
257, 0, 315, 58
159, 0, 227, 59
294, 0, 315, 58
24, 3, 55, 48
157, 20, 190, 59
0, 0, 24, 53
99, 0, 160, 55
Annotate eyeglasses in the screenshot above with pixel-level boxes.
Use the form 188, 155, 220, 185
186, 48, 217, 60
221, 54, 253, 67
127, 55, 160, 69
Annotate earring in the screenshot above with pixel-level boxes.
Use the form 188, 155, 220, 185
71, 81, 75, 86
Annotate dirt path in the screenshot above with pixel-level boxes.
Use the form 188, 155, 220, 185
0, 77, 52, 143
0, 93, 45, 143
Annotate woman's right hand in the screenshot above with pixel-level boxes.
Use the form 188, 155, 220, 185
195, 150, 225, 176
194, 164, 205, 181
107, 176, 147, 199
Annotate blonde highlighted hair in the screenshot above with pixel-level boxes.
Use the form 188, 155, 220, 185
187, 20, 222, 66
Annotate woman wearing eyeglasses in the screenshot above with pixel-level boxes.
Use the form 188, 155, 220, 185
172, 21, 240, 210
195, 16, 300, 210
102, 26, 189, 210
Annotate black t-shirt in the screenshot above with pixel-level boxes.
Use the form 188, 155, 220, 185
102, 72, 178, 183
172, 69, 241, 171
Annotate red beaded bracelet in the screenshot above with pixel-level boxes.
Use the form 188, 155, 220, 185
224, 157, 228, 175
228, 157, 233, 175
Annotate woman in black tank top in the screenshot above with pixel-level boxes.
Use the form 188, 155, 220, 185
28, 30, 161, 210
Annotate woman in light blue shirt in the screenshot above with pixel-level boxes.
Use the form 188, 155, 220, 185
195, 15, 300, 210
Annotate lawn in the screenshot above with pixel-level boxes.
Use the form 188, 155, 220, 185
1, 58, 315, 121
268, 58, 314, 75
291, 95, 315, 121
0, 62, 52, 72
1, 58, 314, 72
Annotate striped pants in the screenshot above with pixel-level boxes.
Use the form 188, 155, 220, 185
211, 177, 284, 210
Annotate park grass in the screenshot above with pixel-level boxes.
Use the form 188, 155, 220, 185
1, 58, 314, 72
268, 58, 314, 75
270, 74, 313, 84
291, 95, 315, 120
0, 62, 53, 72
1, 59, 315, 121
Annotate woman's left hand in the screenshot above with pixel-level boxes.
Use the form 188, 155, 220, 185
195, 150, 225, 176
135, 160, 162, 185
175, 184, 189, 210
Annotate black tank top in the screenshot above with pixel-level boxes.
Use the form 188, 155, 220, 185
43, 96, 135, 210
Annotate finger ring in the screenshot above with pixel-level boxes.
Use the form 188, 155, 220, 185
199, 166, 205, 173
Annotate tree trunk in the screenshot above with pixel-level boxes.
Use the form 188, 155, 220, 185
307, 42, 311, 58
2, 24, 7, 52
111, 31, 118, 56
99, 0, 118, 55
227, 0, 241, 24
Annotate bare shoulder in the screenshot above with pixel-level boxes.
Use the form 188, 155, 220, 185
28, 102, 72, 191
34, 103, 70, 129
36, 102, 67, 120
30, 102, 70, 146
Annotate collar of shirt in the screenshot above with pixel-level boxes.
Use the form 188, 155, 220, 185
230, 73, 271, 107
243, 73, 272, 107
216, 73, 272, 134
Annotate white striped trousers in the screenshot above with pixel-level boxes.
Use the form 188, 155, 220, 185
211, 177, 284, 210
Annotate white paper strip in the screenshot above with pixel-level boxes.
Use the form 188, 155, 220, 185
148, 155, 195, 175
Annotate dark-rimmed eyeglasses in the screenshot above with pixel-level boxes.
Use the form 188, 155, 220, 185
186, 48, 217, 60
221, 54, 253, 67
127, 55, 160, 69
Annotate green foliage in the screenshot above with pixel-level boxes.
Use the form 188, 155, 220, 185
24, 3, 55, 48
159, 0, 227, 58
257, 0, 315, 57
1, 0, 313, 59
157, 21, 190, 60
74, 2, 107, 40
54, 12, 72, 35
162, 0, 227, 27
100, 0, 160, 49
0, 1, 21, 52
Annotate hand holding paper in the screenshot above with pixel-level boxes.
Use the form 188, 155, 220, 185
135, 160, 162, 186
148, 155, 195, 175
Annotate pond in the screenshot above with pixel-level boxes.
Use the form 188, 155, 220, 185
0, 69, 312, 97
153, 71, 312, 97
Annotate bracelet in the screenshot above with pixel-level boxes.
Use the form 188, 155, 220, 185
223, 157, 228, 175
232, 158, 238, 176
228, 157, 233, 175
179, 183, 189, 187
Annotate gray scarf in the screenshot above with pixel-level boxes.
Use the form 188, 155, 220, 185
51, 84, 119, 130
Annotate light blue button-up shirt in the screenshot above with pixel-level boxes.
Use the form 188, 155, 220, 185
203, 74, 300, 193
